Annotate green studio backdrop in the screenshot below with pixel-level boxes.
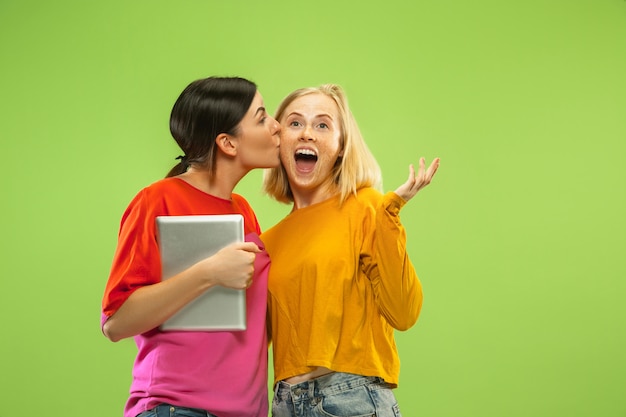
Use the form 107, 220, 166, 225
1, 1, 624, 416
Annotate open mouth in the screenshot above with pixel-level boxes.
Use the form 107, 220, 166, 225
295, 149, 318, 173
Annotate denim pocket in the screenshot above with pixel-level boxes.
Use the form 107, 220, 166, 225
367, 383, 401, 417
318, 385, 376, 417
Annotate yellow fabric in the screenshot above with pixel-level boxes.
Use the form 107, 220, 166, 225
261, 187, 423, 387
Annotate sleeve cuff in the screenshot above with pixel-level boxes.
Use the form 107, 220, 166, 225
383, 191, 407, 216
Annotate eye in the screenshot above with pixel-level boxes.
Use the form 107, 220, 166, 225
289, 120, 302, 127
318, 122, 328, 129
258, 110, 269, 124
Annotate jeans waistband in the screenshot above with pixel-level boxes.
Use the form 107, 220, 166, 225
137, 403, 218, 417
275, 372, 384, 398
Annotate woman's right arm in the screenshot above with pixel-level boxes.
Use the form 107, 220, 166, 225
103, 241, 259, 342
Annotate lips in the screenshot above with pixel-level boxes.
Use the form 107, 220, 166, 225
294, 148, 318, 174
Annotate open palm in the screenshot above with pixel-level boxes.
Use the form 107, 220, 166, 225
394, 157, 440, 202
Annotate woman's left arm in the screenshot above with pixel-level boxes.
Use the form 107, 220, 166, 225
367, 192, 421, 330
366, 158, 440, 330
394, 157, 440, 203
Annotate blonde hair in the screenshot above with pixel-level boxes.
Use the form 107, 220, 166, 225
263, 84, 382, 204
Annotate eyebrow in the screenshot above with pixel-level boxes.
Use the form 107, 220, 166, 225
254, 106, 266, 117
288, 111, 333, 120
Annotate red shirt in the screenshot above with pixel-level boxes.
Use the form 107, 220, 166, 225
103, 177, 261, 317
101, 177, 269, 417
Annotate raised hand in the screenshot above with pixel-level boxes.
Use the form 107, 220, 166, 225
394, 157, 440, 202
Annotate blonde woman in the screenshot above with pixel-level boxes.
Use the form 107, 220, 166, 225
262, 84, 440, 417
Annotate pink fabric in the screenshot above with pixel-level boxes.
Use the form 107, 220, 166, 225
102, 233, 270, 417
101, 178, 270, 416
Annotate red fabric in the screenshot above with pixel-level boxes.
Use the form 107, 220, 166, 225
102, 177, 261, 318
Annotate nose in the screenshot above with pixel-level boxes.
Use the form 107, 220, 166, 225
300, 125, 316, 142
272, 117, 281, 135
271, 119, 282, 146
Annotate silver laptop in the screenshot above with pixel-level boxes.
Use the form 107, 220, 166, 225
156, 214, 246, 331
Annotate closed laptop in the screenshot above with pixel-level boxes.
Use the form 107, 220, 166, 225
156, 214, 246, 331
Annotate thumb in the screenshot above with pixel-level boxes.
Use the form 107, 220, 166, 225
237, 241, 261, 253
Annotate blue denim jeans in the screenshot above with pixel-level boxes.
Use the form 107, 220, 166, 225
136, 404, 218, 417
272, 372, 402, 417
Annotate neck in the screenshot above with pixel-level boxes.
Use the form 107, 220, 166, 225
291, 182, 339, 210
179, 163, 246, 200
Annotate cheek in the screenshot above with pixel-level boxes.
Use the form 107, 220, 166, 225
278, 129, 297, 145
330, 133, 343, 154
279, 147, 292, 164
321, 137, 342, 159
251, 134, 274, 152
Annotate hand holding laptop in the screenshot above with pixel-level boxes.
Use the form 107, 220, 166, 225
194, 241, 261, 290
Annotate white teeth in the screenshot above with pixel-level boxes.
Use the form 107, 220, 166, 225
296, 149, 317, 156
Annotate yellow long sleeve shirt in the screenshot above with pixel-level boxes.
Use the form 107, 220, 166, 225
261, 187, 423, 387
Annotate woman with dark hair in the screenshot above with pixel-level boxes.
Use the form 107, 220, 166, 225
101, 76, 281, 417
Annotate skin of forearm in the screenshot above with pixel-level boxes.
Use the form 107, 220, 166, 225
103, 262, 216, 342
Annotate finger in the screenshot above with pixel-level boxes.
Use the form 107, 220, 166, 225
407, 164, 416, 183
416, 157, 427, 184
237, 242, 261, 253
426, 157, 440, 180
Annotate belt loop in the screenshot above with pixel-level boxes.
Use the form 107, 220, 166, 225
309, 378, 316, 399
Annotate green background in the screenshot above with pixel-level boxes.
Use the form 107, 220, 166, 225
1, 1, 624, 416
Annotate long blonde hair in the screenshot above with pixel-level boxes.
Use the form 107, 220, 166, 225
263, 84, 382, 204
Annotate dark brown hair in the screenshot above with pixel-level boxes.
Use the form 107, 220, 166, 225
166, 76, 257, 177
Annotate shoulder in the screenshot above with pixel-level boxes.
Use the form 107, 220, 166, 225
231, 193, 256, 215
231, 192, 251, 206
260, 208, 293, 245
122, 178, 179, 217
355, 186, 383, 200
348, 188, 406, 218
141, 177, 183, 196
231, 193, 260, 232
136, 177, 201, 207
348, 187, 384, 208
354, 187, 404, 209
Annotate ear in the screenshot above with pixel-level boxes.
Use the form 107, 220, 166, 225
338, 137, 345, 158
215, 134, 237, 157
